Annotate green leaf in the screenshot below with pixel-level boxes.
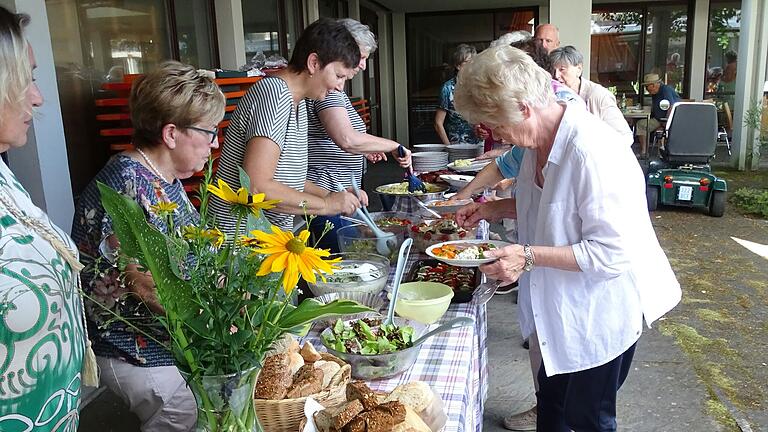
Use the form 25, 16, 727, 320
97, 182, 194, 319
277, 298, 371, 330
238, 167, 252, 194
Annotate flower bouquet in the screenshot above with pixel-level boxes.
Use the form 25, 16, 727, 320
97, 165, 370, 432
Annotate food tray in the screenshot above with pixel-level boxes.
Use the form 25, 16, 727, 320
405, 259, 482, 303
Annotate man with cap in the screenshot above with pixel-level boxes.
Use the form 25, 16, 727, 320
636, 73, 680, 158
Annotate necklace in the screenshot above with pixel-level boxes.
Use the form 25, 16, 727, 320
136, 147, 171, 183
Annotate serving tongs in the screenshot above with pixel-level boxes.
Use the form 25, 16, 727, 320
384, 238, 413, 326
335, 182, 394, 257
398, 145, 427, 193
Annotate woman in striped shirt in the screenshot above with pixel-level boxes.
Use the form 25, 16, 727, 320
305, 18, 412, 251
212, 18, 363, 234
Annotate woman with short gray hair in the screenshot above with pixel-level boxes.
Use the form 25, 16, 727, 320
305, 18, 411, 251
453, 46, 681, 431
434, 43, 480, 144
550, 45, 633, 146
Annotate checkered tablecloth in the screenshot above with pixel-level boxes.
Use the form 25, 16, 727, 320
305, 254, 489, 432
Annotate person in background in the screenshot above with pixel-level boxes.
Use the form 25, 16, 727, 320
534, 23, 560, 53
72, 61, 225, 431
454, 46, 681, 432
636, 72, 680, 158
550, 45, 633, 146
305, 18, 411, 251
0, 7, 90, 430
211, 18, 362, 235
434, 43, 480, 145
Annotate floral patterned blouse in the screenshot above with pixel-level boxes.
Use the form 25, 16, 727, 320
71, 154, 198, 367
438, 76, 480, 144
0, 160, 84, 431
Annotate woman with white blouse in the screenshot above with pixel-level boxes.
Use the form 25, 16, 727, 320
454, 46, 681, 431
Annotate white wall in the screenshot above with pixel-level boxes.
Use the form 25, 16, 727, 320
549, 0, 591, 78
1, 0, 75, 232
214, 0, 246, 69
392, 13, 409, 145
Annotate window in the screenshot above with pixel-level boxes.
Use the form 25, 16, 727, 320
591, 2, 691, 106
705, 1, 741, 111
46, 0, 218, 195
242, 0, 303, 61
406, 8, 537, 143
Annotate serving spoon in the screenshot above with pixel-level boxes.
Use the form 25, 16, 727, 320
384, 238, 413, 326
410, 316, 474, 348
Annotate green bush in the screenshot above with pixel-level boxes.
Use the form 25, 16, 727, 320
731, 187, 768, 218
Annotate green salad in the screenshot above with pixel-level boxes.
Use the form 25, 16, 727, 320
322, 318, 414, 355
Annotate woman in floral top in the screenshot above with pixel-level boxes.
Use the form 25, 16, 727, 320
434, 44, 481, 145
71, 61, 224, 431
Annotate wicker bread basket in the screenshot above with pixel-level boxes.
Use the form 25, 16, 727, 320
254, 355, 351, 432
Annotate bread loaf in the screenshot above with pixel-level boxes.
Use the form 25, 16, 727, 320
348, 410, 396, 432
301, 341, 322, 362
391, 406, 432, 432
374, 401, 406, 424
314, 360, 342, 388
285, 364, 323, 399
314, 399, 364, 432
346, 381, 378, 411
254, 353, 292, 400
384, 381, 433, 413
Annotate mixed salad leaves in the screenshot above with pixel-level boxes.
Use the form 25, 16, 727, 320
322, 318, 415, 355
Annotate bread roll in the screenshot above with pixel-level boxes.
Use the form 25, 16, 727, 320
288, 352, 305, 376
314, 360, 342, 388
374, 401, 406, 424
301, 341, 322, 362
254, 353, 292, 400
384, 381, 433, 413
350, 410, 396, 432
286, 364, 323, 399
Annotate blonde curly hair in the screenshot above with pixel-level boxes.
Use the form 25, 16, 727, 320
454, 46, 554, 127
0, 8, 32, 127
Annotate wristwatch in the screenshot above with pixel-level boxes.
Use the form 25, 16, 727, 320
522, 244, 535, 272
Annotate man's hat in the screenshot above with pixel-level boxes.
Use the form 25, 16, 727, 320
642, 73, 661, 86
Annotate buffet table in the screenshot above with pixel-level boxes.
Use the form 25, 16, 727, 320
305, 254, 489, 432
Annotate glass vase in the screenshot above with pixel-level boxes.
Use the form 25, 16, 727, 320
182, 366, 262, 432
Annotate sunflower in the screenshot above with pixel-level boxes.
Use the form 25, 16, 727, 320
182, 226, 225, 248
249, 226, 341, 293
149, 201, 178, 216
207, 179, 280, 216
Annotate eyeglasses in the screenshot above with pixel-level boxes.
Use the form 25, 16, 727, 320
187, 125, 219, 144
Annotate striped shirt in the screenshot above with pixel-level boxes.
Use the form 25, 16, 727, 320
211, 76, 308, 232
306, 91, 367, 191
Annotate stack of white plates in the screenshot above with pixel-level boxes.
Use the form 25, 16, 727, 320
412, 151, 449, 173
413, 144, 447, 152
447, 144, 482, 162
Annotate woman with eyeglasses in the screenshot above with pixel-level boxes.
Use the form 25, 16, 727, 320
71, 60, 225, 431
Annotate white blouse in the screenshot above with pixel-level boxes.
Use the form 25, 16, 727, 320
515, 103, 681, 376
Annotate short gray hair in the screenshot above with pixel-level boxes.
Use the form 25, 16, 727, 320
490, 31, 532, 48
454, 46, 555, 127
452, 44, 477, 68
549, 45, 583, 68
338, 18, 377, 54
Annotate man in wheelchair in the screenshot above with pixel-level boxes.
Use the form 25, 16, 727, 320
637, 73, 680, 158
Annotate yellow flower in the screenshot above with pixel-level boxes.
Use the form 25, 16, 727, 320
182, 226, 225, 248
149, 201, 178, 216
249, 226, 341, 293
207, 179, 280, 215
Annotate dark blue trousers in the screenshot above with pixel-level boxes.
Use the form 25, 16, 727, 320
536, 342, 637, 432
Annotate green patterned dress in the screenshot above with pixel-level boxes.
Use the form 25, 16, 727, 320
0, 161, 84, 432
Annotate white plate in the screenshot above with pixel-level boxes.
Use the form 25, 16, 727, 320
439, 174, 474, 189
447, 159, 492, 172
426, 239, 512, 267
424, 198, 474, 215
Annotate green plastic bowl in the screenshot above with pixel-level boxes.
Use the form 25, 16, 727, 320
388, 281, 454, 324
